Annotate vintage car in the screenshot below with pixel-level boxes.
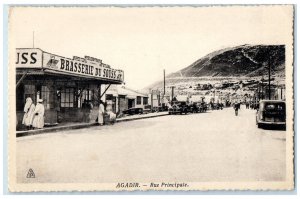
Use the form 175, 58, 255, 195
256, 100, 286, 129
188, 102, 201, 113
168, 101, 189, 115
123, 107, 143, 115
188, 102, 207, 113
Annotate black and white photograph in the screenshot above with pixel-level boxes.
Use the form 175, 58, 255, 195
8, 5, 294, 192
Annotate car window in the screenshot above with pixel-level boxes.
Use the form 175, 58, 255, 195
265, 103, 285, 110
265, 104, 275, 109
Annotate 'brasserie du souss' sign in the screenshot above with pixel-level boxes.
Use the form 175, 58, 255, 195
16, 48, 124, 82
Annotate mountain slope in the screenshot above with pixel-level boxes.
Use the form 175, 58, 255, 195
168, 44, 285, 78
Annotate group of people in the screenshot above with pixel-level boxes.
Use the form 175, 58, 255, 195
22, 97, 45, 130
22, 98, 116, 130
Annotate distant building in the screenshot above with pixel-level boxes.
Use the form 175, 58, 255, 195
103, 85, 149, 115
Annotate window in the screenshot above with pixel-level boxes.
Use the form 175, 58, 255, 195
41, 86, 52, 109
143, 97, 148, 105
136, 96, 141, 105
77, 89, 93, 108
61, 88, 74, 108
83, 89, 92, 101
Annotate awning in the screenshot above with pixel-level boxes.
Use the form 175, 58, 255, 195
16, 69, 45, 75
117, 86, 148, 98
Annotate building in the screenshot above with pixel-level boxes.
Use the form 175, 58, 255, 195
103, 85, 149, 115
16, 48, 124, 130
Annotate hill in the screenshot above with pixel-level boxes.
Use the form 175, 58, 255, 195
145, 44, 285, 90
168, 44, 285, 78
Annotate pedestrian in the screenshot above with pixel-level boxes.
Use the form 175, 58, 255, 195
98, 100, 105, 125
32, 98, 45, 129
234, 103, 239, 116
22, 97, 35, 130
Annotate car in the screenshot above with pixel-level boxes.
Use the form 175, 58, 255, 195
188, 102, 201, 113
256, 100, 286, 129
168, 101, 189, 115
123, 107, 143, 115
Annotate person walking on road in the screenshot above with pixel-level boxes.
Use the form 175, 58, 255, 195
98, 100, 105, 126
234, 102, 239, 116
22, 97, 35, 130
32, 98, 45, 129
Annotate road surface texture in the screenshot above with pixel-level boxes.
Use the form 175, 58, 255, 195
17, 106, 286, 183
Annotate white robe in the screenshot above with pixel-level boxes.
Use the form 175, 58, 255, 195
32, 103, 45, 129
98, 104, 105, 124
22, 100, 35, 126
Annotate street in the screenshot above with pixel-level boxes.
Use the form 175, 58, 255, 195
17, 106, 286, 183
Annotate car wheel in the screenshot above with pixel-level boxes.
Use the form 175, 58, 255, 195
257, 123, 263, 128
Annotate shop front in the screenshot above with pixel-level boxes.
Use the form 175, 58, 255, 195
16, 48, 124, 130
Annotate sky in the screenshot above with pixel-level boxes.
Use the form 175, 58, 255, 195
9, 6, 293, 90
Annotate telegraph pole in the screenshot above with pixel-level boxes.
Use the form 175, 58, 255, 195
171, 86, 175, 102
268, 57, 271, 100
163, 69, 166, 96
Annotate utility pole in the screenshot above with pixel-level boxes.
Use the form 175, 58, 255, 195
268, 57, 271, 100
171, 86, 175, 102
163, 69, 166, 96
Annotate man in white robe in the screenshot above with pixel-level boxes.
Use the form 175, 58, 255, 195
22, 97, 35, 130
32, 98, 45, 129
98, 101, 105, 125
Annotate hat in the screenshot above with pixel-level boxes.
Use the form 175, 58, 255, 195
37, 98, 43, 103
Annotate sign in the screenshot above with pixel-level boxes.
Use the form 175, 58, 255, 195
15, 48, 42, 68
42, 52, 124, 82
16, 48, 124, 83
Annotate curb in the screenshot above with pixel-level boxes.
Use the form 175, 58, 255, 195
16, 123, 98, 137
16, 113, 169, 137
116, 113, 169, 123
